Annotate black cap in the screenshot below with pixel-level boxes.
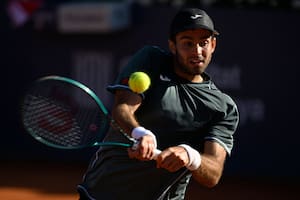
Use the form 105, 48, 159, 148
170, 8, 219, 38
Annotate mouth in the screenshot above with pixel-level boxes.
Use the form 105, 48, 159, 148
190, 58, 204, 65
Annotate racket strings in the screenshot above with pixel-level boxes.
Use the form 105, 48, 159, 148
75, 103, 106, 144
23, 92, 108, 148
23, 94, 83, 147
22, 77, 111, 149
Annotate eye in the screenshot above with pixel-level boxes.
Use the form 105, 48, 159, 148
181, 40, 194, 49
199, 39, 210, 49
199, 40, 209, 48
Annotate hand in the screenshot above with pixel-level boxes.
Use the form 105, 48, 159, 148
156, 146, 190, 172
128, 134, 157, 160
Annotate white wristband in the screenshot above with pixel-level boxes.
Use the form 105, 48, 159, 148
131, 126, 157, 148
131, 127, 147, 139
179, 144, 201, 171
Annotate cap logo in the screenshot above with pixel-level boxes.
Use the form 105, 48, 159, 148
190, 14, 202, 20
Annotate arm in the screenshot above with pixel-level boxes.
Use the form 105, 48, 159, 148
112, 90, 157, 160
156, 141, 226, 188
191, 141, 227, 187
112, 90, 141, 134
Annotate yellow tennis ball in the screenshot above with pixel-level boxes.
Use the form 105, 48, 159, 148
128, 71, 151, 93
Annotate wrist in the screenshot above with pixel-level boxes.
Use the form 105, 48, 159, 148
179, 144, 201, 171
131, 126, 157, 147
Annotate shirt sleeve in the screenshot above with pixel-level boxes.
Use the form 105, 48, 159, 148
106, 46, 161, 94
204, 95, 239, 155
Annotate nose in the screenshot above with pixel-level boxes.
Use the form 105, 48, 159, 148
192, 44, 203, 55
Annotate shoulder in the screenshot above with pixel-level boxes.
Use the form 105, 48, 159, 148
204, 74, 237, 107
213, 84, 237, 110
136, 45, 171, 60
197, 78, 238, 113
127, 45, 172, 69
132, 45, 172, 75
211, 85, 239, 122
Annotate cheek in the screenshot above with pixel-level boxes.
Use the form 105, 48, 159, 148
175, 52, 186, 64
176, 50, 188, 60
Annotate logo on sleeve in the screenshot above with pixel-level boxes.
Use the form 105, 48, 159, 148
160, 74, 171, 82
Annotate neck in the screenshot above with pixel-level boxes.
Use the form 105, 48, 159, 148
191, 75, 204, 83
174, 68, 204, 83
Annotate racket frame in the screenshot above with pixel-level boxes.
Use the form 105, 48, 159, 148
22, 75, 131, 149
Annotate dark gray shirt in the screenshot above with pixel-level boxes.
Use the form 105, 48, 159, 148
78, 46, 239, 200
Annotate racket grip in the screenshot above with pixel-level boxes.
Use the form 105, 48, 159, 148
153, 149, 162, 160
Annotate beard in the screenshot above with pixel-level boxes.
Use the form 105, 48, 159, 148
174, 51, 210, 76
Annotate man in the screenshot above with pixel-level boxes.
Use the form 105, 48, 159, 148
78, 8, 239, 200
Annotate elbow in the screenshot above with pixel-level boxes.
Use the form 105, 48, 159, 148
204, 177, 221, 188
193, 172, 222, 188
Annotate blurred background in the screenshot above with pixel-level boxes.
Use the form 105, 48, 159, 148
1, 0, 300, 199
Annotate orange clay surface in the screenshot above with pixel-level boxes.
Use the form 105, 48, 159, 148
0, 161, 299, 200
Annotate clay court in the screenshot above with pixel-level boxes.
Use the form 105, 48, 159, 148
1, 161, 299, 200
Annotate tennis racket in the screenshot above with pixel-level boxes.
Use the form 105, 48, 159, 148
21, 75, 161, 158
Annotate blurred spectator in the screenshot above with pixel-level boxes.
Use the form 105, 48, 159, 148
6, 0, 44, 28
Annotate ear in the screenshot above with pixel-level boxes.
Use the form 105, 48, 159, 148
168, 39, 176, 55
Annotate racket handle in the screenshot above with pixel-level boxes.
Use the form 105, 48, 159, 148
153, 149, 162, 160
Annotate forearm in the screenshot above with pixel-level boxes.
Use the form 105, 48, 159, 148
186, 141, 227, 188
112, 90, 158, 160
191, 153, 224, 188
112, 103, 140, 135
111, 90, 142, 136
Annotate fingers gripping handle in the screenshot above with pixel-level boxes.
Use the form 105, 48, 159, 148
131, 142, 162, 160
153, 149, 162, 160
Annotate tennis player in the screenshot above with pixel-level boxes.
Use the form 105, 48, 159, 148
77, 7, 239, 200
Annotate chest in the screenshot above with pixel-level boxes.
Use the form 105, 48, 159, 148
138, 82, 222, 131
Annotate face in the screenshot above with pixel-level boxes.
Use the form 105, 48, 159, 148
169, 29, 216, 82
